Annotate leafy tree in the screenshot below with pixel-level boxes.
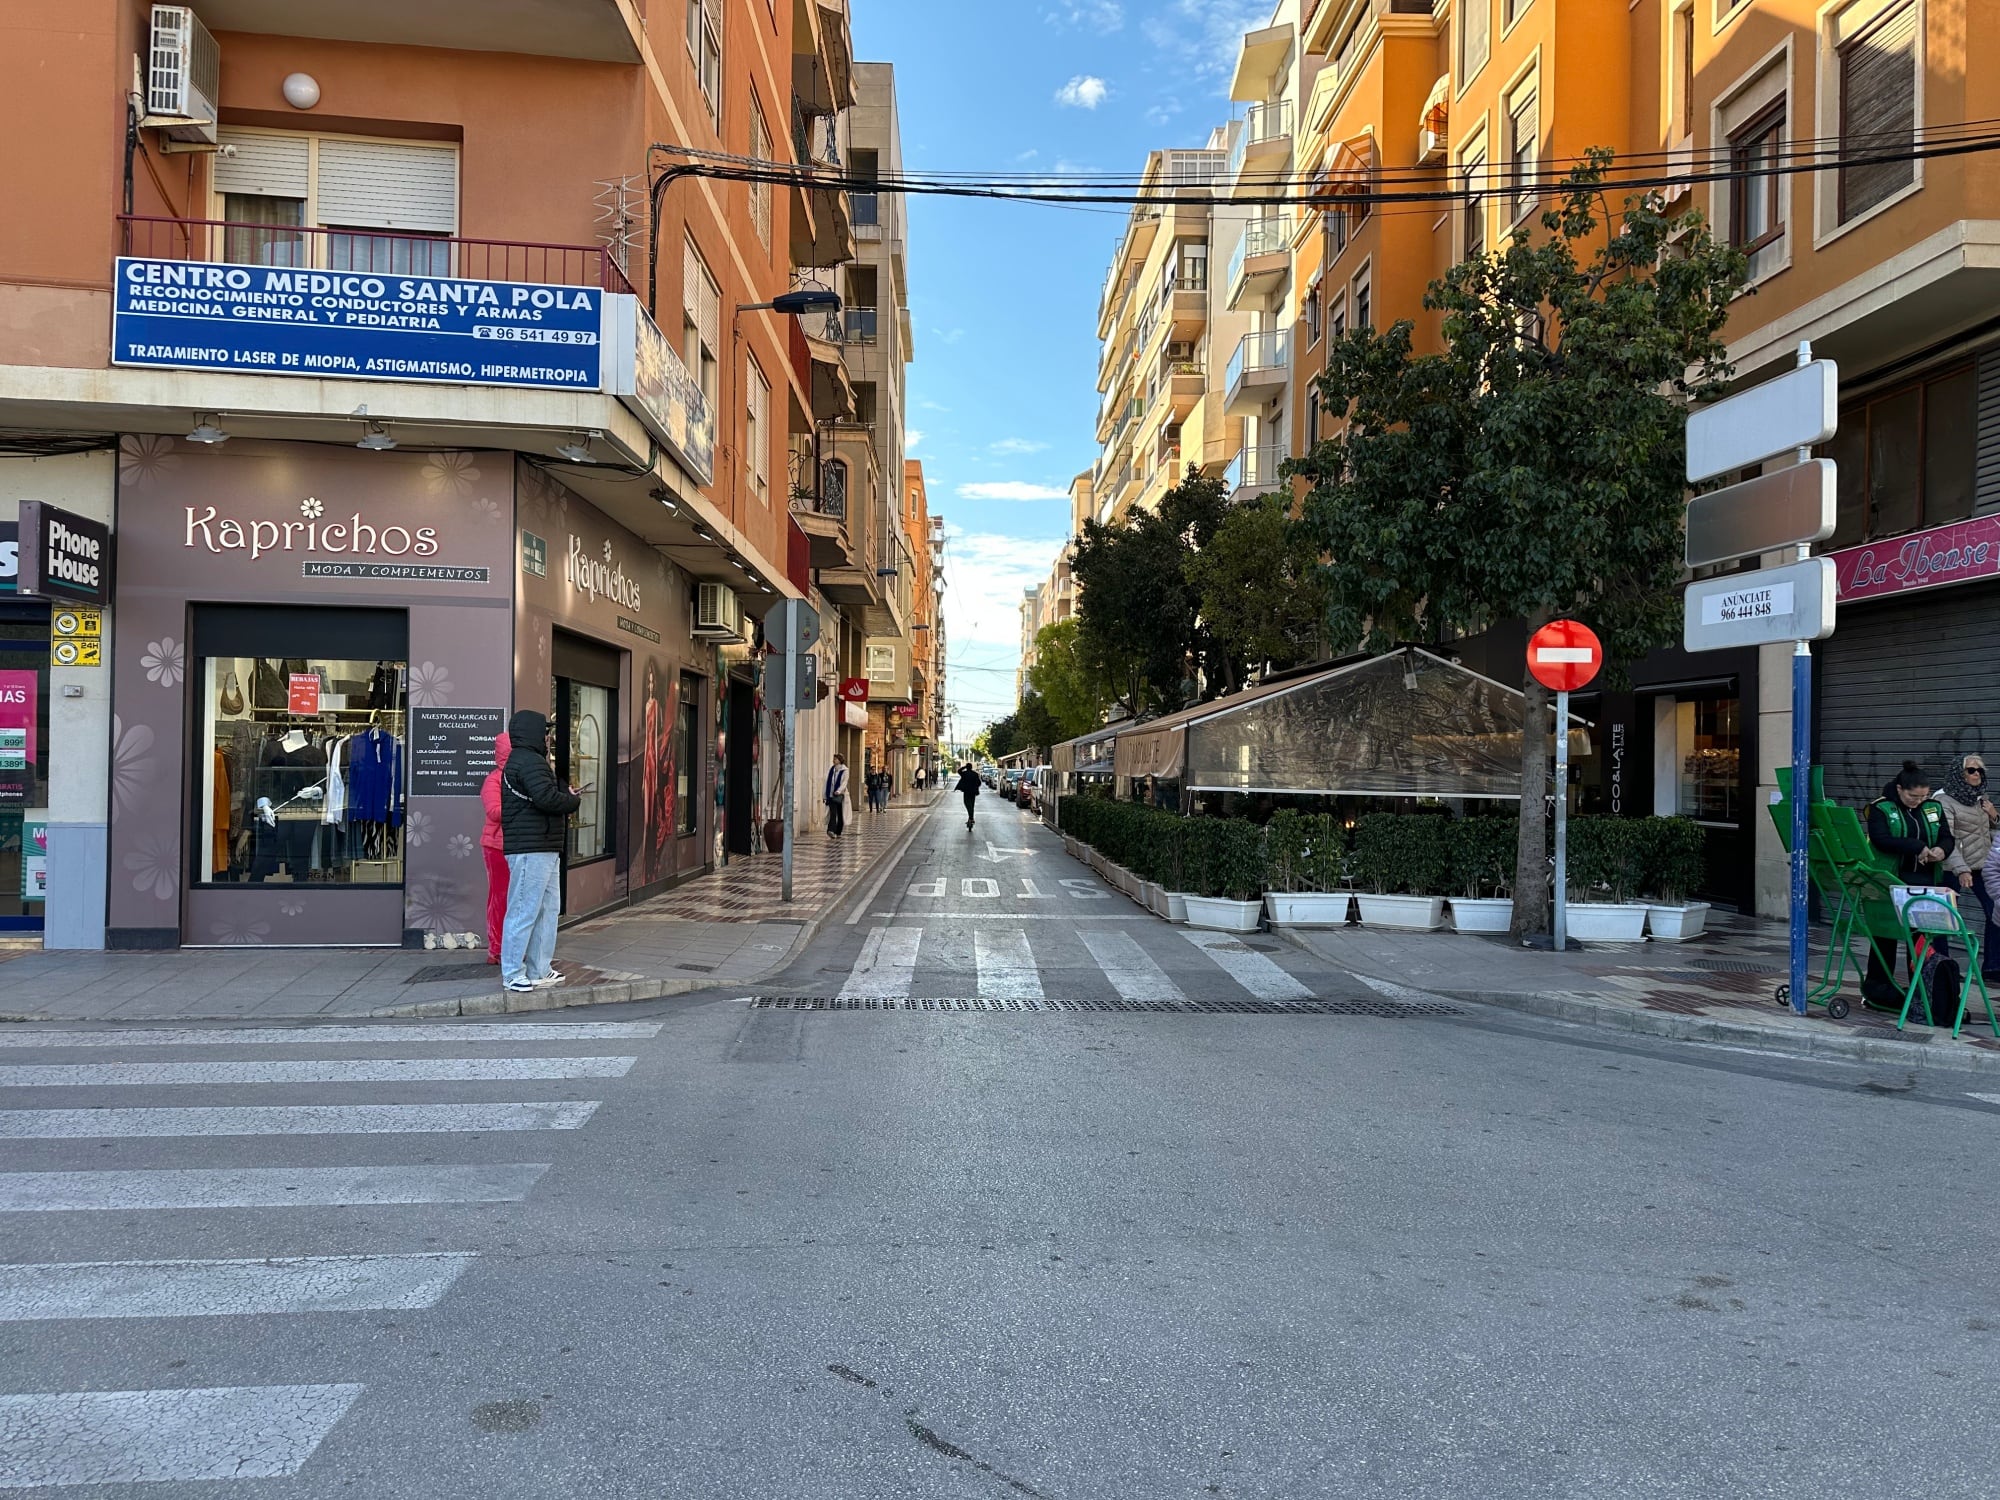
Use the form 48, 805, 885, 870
1291, 154, 1748, 938
1185, 494, 1327, 674
1027, 618, 1111, 738
982, 713, 1021, 760
1015, 693, 1064, 758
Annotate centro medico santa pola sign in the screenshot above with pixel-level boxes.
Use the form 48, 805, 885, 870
111, 258, 607, 391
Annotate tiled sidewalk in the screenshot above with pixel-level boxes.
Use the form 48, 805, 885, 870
0, 797, 935, 1023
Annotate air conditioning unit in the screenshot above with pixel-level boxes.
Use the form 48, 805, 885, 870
1166, 341, 1195, 362
693, 581, 745, 641
1416, 128, 1447, 166
145, 6, 220, 146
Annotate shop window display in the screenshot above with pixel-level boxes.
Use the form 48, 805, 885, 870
566, 681, 610, 862
201, 655, 407, 885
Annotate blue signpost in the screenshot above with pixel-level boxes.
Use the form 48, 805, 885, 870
111, 258, 607, 391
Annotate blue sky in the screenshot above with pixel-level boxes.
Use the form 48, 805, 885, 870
849, 0, 1270, 738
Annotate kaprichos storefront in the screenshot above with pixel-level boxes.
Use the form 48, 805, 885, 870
108, 437, 516, 948
513, 461, 710, 917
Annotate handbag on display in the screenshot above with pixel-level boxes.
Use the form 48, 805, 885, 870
219, 671, 244, 716
252, 658, 284, 710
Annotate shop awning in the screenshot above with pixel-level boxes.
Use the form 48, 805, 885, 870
1110, 648, 1587, 797
1052, 722, 1122, 776
1315, 131, 1376, 202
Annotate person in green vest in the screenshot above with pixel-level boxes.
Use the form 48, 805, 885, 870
1862, 761, 1957, 1012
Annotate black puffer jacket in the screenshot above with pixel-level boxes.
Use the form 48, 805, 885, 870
500, 710, 580, 855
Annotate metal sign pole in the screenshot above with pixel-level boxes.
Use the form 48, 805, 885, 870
781, 684, 797, 904
1789, 640, 1811, 1014
1554, 688, 1569, 954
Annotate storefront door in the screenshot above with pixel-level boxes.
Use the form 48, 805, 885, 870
1649, 689, 1748, 907
0, 604, 50, 930
551, 630, 621, 918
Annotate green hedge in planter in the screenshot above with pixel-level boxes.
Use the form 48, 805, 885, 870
1567, 815, 1646, 903
1266, 810, 1344, 894
1181, 817, 1267, 901
1638, 816, 1708, 903
1449, 817, 1517, 899
1351, 813, 1452, 896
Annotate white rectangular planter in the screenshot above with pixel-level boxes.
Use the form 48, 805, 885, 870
1354, 894, 1447, 931
1161, 891, 1190, 923
1449, 897, 1514, 934
1139, 880, 1162, 912
1568, 902, 1650, 943
1183, 896, 1263, 933
1645, 902, 1711, 941
1264, 893, 1354, 927
1063, 836, 1083, 862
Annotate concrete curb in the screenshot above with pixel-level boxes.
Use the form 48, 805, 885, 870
1267, 928, 2000, 1077
365, 802, 937, 1019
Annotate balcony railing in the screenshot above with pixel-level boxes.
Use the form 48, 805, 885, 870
792, 98, 841, 169
117, 214, 637, 298
1225, 329, 1291, 391
1227, 443, 1288, 494
1226, 217, 1290, 297
844, 308, 879, 345
849, 191, 880, 227
1227, 99, 1295, 179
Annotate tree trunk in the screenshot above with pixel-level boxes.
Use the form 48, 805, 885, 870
1510, 628, 1555, 940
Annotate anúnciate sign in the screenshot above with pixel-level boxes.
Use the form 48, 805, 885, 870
1829, 517, 2000, 603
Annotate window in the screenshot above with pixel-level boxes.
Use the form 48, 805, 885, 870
1328, 203, 1348, 258
849, 146, 881, 229
1507, 79, 1540, 223
216, 130, 457, 270
194, 606, 409, 889
681, 239, 721, 413
1728, 101, 1784, 252
747, 99, 772, 248
1461, 146, 1488, 260
674, 675, 700, 836
1503, 0, 1530, 28
1329, 293, 1347, 343
562, 681, 611, 862
746, 357, 770, 506
687, 0, 722, 117
1303, 277, 1322, 346
1306, 387, 1321, 448
845, 264, 879, 344
1351, 268, 1370, 333
1673, 698, 1741, 824
1460, 0, 1491, 82
1825, 364, 1977, 547
853, 381, 878, 429
1674, 2, 1696, 138
1837, 0, 1917, 223
866, 645, 897, 682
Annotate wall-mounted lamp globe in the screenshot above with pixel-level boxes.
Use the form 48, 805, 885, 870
282, 73, 321, 110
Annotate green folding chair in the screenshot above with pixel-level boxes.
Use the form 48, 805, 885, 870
1891, 889, 2000, 1037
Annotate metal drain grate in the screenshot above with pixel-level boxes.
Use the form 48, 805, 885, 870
747, 995, 1459, 1018
1684, 958, 1784, 973
403, 964, 491, 985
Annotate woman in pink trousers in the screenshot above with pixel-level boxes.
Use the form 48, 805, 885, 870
480, 730, 513, 963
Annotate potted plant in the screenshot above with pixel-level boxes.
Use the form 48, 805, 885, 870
1565, 815, 1650, 943
1641, 816, 1711, 940
1447, 816, 1515, 934
1150, 813, 1191, 922
1263, 811, 1353, 926
1351, 814, 1449, 930
1183, 817, 1266, 932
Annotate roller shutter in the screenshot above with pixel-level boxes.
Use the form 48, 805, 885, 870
214, 130, 309, 198
316, 139, 458, 232
1817, 581, 2000, 808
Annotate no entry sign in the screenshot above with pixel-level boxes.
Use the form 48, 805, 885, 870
1527, 620, 1602, 693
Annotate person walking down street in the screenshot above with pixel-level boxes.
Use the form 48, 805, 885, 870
955, 761, 981, 830
1939, 754, 2000, 978
825, 754, 850, 839
1863, 761, 1956, 1012
498, 710, 581, 995
478, 728, 512, 966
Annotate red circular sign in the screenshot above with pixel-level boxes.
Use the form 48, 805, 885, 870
838, 677, 870, 703
1526, 619, 1603, 692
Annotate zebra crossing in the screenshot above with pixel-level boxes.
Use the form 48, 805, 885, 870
0, 1017, 659, 1491
833, 923, 1316, 1004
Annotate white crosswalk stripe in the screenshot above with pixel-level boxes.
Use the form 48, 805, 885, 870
0, 1022, 664, 1049
0, 1101, 600, 1138
0, 1056, 636, 1088
0, 1017, 649, 1488
1077, 929, 1187, 1004
1179, 930, 1313, 1001
974, 928, 1045, 1001
0, 1385, 365, 1489
0, 1254, 475, 1322
838, 925, 922, 999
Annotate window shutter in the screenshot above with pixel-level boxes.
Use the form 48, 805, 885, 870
1976, 350, 2000, 516
315, 139, 459, 232
1839, 1, 1917, 220
215, 130, 309, 198
683, 241, 719, 352
1461, 0, 1490, 77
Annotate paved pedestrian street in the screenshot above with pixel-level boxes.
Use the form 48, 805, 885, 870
5, 800, 2000, 1498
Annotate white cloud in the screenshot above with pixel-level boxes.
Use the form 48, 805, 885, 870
1142, 0, 1272, 85
1055, 74, 1110, 110
919, 399, 952, 412
989, 437, 1049, 456
1145, 96, 1185, 127
1014, 148, 1041, 163
1043, 1, 1124, 32
936, 526, 1069, 729
906, 429, 925, 453
932, 327, 966, 346
956, 481, 1069, 501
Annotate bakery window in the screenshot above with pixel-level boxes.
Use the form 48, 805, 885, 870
196, 604, 408, 888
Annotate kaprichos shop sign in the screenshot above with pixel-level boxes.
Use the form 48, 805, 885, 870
185, 496, 440, 560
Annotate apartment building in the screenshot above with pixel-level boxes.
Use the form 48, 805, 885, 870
1277, 0, 1981, 914
0, 0, 855, 946
1092, 141, 1248, 527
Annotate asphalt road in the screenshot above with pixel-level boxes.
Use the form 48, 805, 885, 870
5, 797, 2000, 1498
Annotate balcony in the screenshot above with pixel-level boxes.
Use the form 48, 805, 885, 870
184, 0, 640, 62
1224, 329, 1291, 415
817, 424, 885, 609
1226, 216, 1292, 309
850, 191, 882, 240
793, 0, 856, 115
119, 215, 635, 297
1227, 443, 1288, 500
789, 100, 854, 268
1226, 99, 1294, 198
1162, 357, 1205, 419
844, 307, 879, 345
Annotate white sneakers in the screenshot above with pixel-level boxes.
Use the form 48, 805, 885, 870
502, 970, 565, 994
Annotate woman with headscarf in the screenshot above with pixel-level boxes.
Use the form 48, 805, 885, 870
1939, 753, 2000, 978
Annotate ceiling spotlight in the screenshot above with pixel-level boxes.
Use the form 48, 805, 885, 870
649, 485, 680, 514
355, 421, 397, 451
690, 523, 712, 541
185, 414, 229, 445
556, 433, 593, 463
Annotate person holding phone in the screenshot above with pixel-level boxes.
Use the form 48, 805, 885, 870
498, 709, 581, 994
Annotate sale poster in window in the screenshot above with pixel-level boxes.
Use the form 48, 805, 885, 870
0, 669, 35, 804
20, 808, 47, 902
